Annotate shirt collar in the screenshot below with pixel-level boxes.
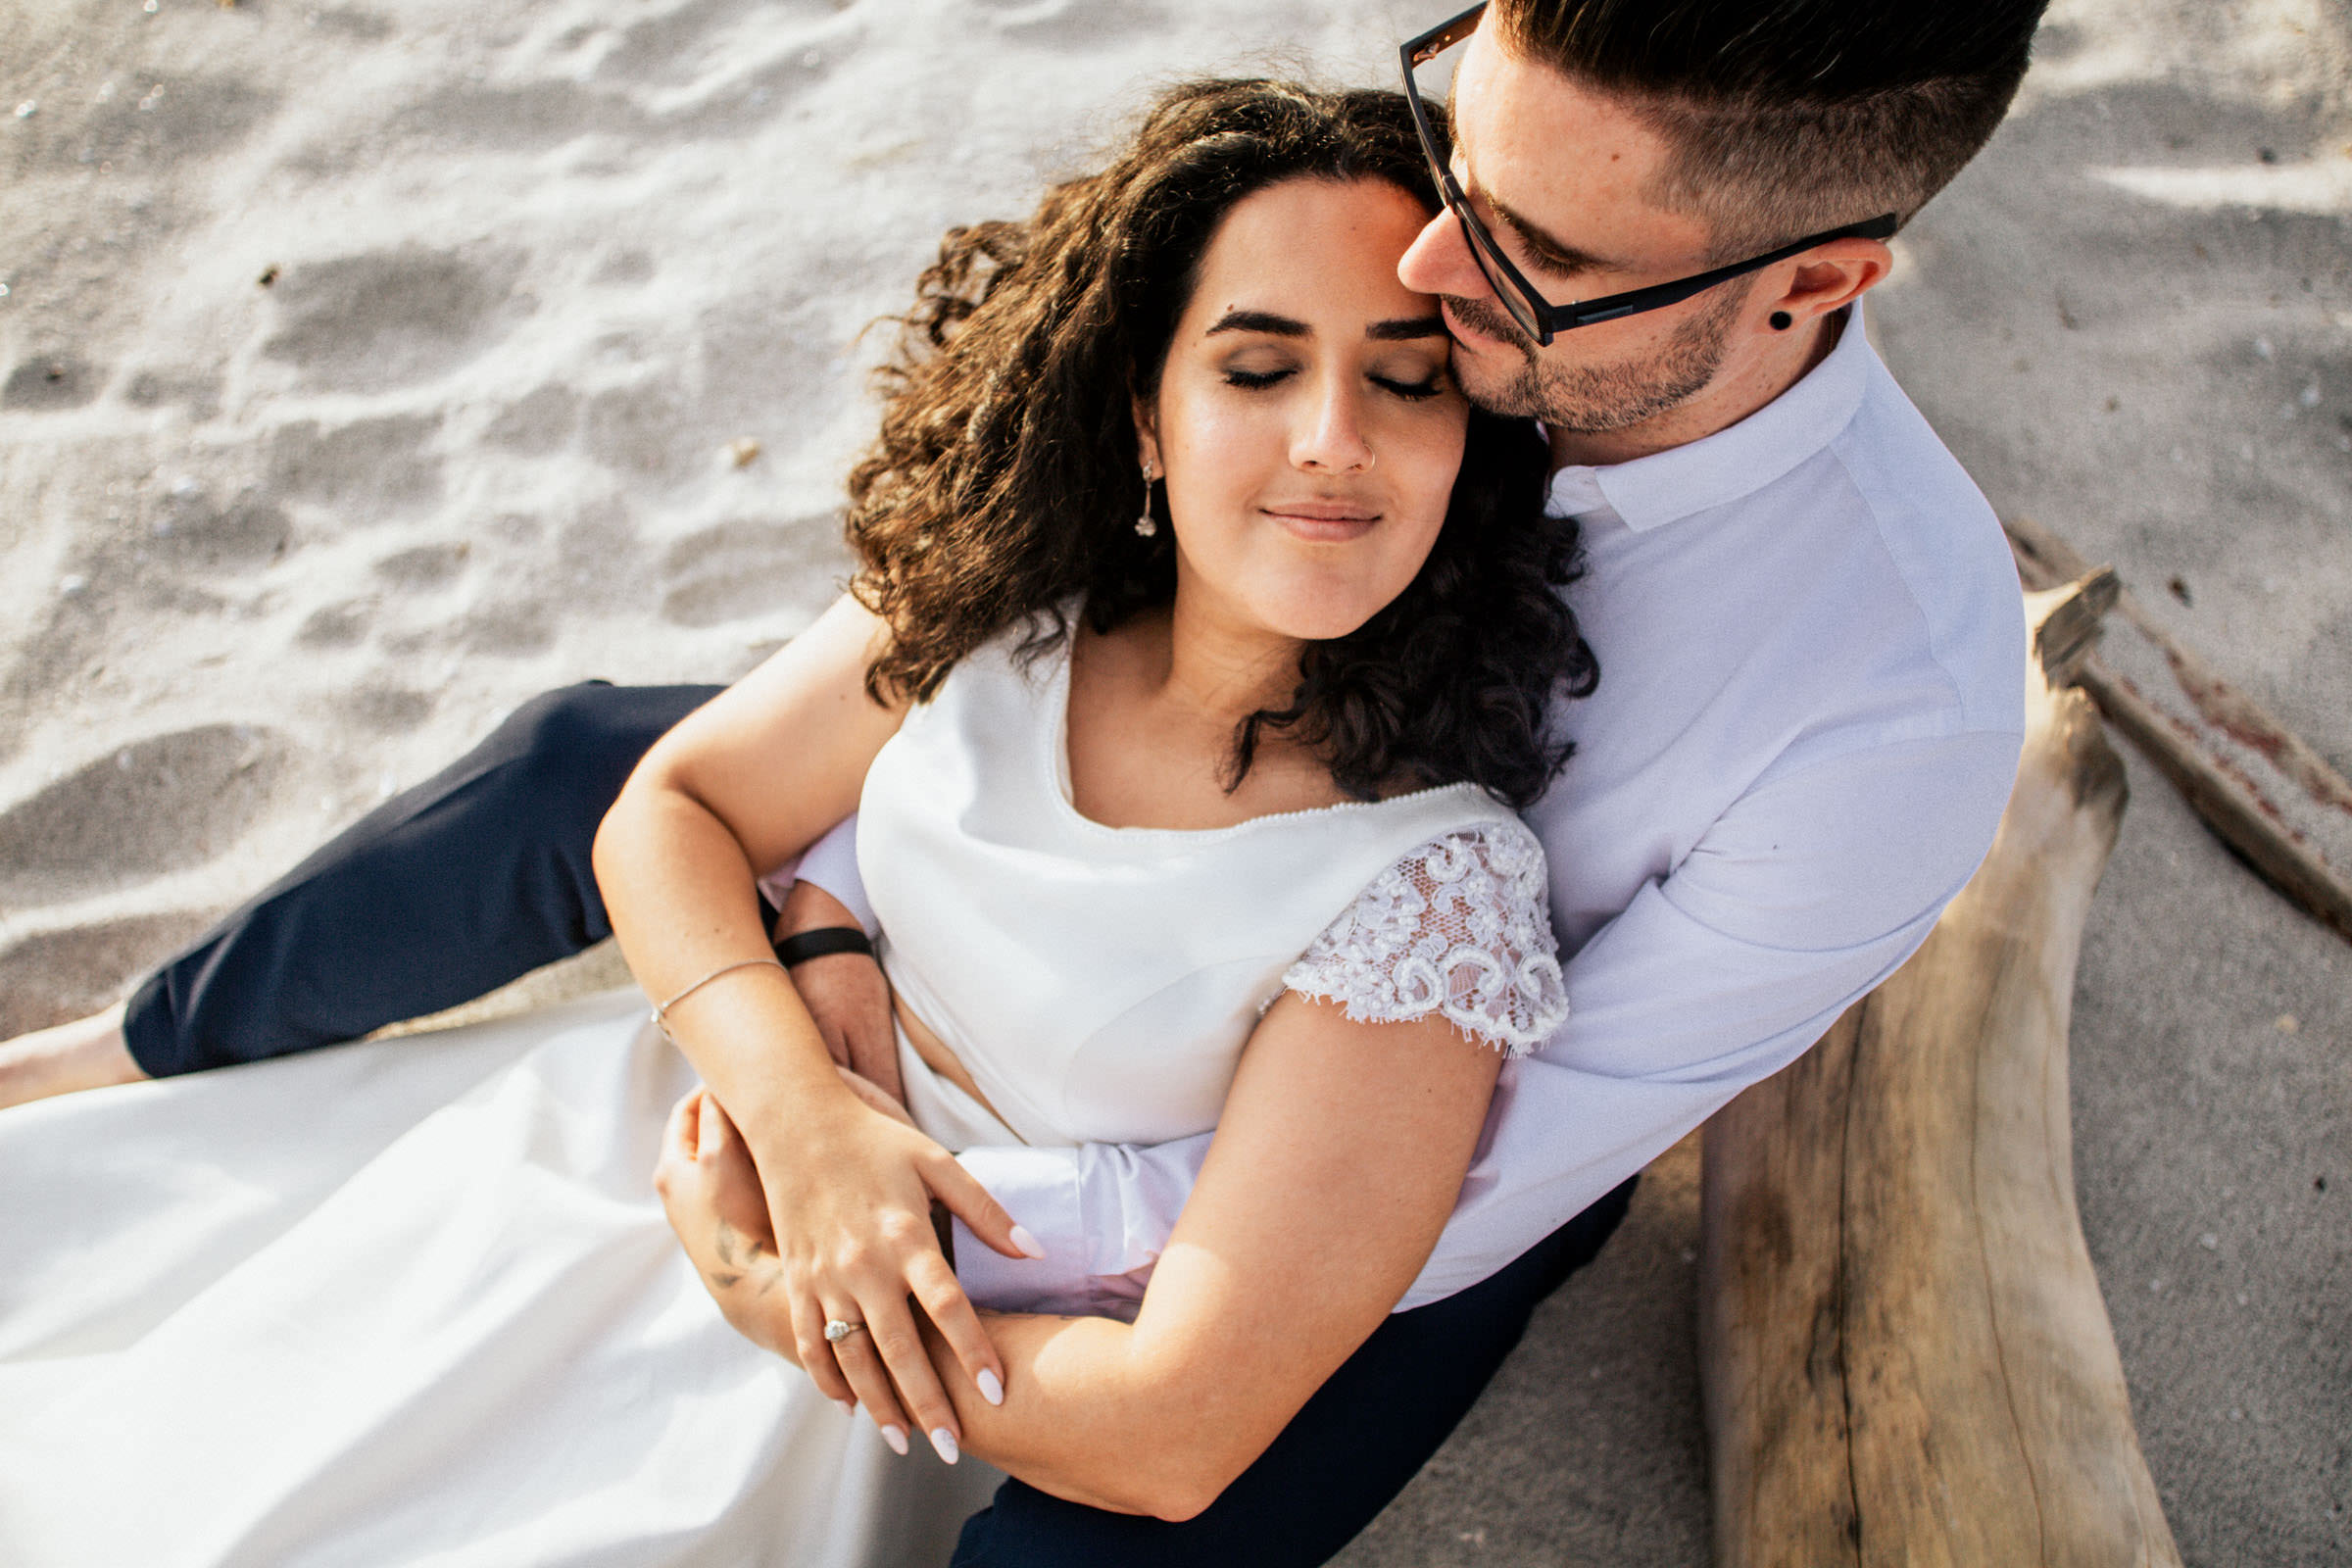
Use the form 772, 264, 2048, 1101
1547, 303, 1877, 532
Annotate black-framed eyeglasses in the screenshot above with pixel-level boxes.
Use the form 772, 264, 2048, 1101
1399, 3, 1897, 346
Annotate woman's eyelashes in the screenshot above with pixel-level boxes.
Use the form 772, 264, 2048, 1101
1371, 371, 1446, 401
1215, 362, 1449, 400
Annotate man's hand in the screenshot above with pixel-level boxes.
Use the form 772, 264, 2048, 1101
771, 880, 901, 1104
656, 1089, 796, 1358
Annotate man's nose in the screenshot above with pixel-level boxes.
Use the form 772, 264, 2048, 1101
1293, 377, 1375, 473
1397, 206, 1492, 303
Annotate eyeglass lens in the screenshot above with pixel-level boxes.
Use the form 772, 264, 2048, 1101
1407, 31, 1544, 340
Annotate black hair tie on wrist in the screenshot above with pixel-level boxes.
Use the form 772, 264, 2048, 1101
771, 926, 875, 967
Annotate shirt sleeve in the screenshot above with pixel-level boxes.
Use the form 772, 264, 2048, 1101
754, 811, 878, 938
954, 726, 2019, 1315
1281, 821, 1567, 1054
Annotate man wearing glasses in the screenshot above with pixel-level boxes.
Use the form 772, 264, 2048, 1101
15, 1, 2050, 1561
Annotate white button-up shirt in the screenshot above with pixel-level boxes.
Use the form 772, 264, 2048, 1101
791, 309, 2028, 1314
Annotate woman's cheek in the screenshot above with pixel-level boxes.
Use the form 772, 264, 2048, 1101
1393, 409, 1470, 527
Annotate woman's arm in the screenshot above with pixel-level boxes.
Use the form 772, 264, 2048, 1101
593, 593, 1026, 1457
937, 992, 1505, 1516
660, 986, 1504, 1516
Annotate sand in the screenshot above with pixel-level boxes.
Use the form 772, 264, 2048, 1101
1, 0, 2344, 1561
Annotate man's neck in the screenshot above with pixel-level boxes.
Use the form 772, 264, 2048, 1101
1546, 310, 1845, 471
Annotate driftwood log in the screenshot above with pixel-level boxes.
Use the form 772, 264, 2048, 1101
1698, 572, 2181, 1567
2006, 513, 2352, 949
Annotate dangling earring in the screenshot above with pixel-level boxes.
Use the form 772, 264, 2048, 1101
1769, 310, 1793, 331
1134, 462, 1159, 538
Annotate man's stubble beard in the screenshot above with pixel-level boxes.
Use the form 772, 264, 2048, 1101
1444, 279, 1751, 435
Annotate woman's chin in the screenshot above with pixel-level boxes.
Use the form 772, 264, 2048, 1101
1254, 592, 1388, 646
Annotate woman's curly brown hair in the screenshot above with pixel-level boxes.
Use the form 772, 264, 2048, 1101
845, 78, 1597, 809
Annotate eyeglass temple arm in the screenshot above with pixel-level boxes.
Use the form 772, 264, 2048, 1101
1404, 4, 1488, 67
1560, 214, 1900, 329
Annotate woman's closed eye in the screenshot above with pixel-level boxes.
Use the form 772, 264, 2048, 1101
1219, 365, 1450, 401
1370, 370, 1446, 401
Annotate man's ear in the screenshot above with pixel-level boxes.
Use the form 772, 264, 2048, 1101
1766, 238, 1893, 330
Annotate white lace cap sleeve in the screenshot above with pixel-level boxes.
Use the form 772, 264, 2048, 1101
1281, 820, 1567, 1055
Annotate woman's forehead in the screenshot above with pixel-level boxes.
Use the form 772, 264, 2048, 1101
1182, 179, 1440, 331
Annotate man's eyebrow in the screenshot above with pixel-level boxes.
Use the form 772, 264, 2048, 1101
1448, 114, 1626, 277
1478, 180, 1626, 277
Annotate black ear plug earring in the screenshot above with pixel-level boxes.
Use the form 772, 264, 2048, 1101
1769, 311, 1793, 331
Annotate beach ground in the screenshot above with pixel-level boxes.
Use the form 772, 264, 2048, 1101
2, 0, 2344, 1561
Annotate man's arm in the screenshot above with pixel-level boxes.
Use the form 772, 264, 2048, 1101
907, 727, 2026, 1313
765, 816, 1199, 1317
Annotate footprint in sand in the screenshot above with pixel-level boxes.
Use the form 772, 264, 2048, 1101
306, 9, 394, 42
261, 248, 526, 394
123, 368, 224, 421
0, 726, 289, 905
454, 600, 555, 659
598, 0, 838, 88
35, 74, 277, 174
146, 493, 293, 573
2, 354, 104, 411
394, 78, 645, 152
346, 688, 437, 735
296, 600, 374, 649
270, 415, 446, 518
483, 385, 580, 457
975, 0, 1168, 46
371, 544, 468, 591
0, 912, 220, 1038
583, 380, 696, 480
660, 515, 848, 628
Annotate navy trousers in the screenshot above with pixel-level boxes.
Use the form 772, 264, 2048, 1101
121, 680, 1634, 1566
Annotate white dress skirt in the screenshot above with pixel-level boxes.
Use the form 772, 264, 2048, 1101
0, 619, 1568, 1567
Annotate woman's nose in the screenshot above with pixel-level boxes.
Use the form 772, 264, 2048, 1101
1292, 378, 1374, 474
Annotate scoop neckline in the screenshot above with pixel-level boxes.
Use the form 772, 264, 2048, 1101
1040, 624, 1494, 841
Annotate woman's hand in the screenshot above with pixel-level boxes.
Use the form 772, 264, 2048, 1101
657, 1086, 1036, 1464
749, 1083, 1019, 1463
835, 1065, 916, 1127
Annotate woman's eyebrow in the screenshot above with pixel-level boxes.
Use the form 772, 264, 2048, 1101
1205, 309, 1308, 338
1205, 309, 1446, 341
1368, 316, 1446, 341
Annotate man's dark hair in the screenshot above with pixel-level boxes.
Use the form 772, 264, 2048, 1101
1489, 0, 2051, 255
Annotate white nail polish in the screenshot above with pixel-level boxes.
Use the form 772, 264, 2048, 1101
976, 1368, 1004, 1406
836, 1397, 857, 1418
1009, 1224, 1047, 1259
880, 1424, 910, 1456
929, 1427, 960, 1464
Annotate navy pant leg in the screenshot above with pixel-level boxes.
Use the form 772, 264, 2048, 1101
950, 1175, 1640, 1568
122, 681, 722, 1077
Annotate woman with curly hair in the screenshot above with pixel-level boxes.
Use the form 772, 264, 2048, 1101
0, 78, 1595, 1567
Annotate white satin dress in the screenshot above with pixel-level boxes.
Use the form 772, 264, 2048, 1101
0, 619, 1567, 1568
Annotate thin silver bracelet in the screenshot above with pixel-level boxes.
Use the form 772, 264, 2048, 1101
650, 956, 785, 1037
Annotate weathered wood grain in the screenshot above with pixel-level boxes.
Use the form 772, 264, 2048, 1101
1699, 574, 2180, 1568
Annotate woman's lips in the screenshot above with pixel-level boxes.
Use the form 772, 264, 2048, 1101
1263, 501, 1379, 542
